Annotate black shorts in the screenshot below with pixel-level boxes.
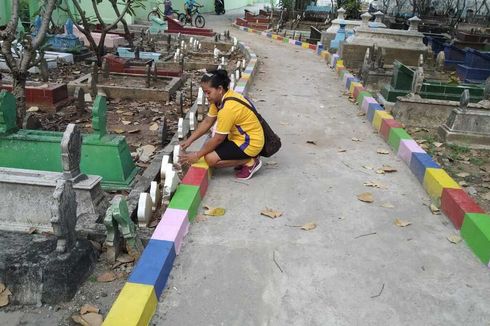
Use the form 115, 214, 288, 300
215, 138, 251, 160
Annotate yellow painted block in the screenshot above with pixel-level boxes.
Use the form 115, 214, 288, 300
192, 157, 212, 178
335, 64, 345, 72
302, 42, 309, 48
249, 29, 255, 33
103, 283, 157, 326
272, 34, 278, 40
241, 73, 250, 80
336, 59, 343, 66
320, 50, 329, 59
423, 168, 461, 203
372, 110, 393, 131
349, 81, 362, 95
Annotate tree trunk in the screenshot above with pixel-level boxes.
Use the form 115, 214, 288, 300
12, 73, 27, 128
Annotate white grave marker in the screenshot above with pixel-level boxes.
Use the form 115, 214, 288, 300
189, 112, 196, 131
149, 181, 162, 212
160, 154, 170, 178
137, 193, 153, 225
177, 118, 184, 139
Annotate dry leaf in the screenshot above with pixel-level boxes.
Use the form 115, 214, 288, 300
149, 123, 159, 131
96, 271, 116, 283
377, 149, 390, 154
381, 203, 395, 208
81, 312, 103, 326
459, 181, 468, 187
357, 192, 374, 203
337, 148, 347, 152
456, 172, 470, 178
447, 235, 462, 244
261, 208, 283, 219
301, 222, 317, 231
27, 227, 37, 234
434, 142, 443, 148
72, 314, 89, 326
357, 111, 366, 116
363, 165, 374, 170
121, 120, 131, 125
203, 206, 226, 216
80, 304, 100, 315
351, 137, 361, 142
482, 192, 490, 201
364, 181, 387, 189
381, 165, 397, 173
430, 204, 441, 215
376, 169, 385, 175
128, 128, 140, 134
113, 128, 124, 134
306, 140, 317, 145
116, 254, 135, 264
280, 121, 289, 126
394, 218, 412, 227
0, 284, 11, 307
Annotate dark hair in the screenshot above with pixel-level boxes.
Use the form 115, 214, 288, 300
201, 69, 230, 90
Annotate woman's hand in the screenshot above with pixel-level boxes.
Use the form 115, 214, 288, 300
179, 151, 200, 165
180, 139, 193, 151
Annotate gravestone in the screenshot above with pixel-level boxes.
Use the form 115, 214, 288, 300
92, 95, 107, 139
90, 62, 98, 97
0, 90, 17, 134
74, 87, 85, 112
50, 179, 77, 253
61, 124, 87, 182
40, 59, 49, 82
439, 88, 490, 148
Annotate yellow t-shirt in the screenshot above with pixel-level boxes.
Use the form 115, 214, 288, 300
207, 89, 265, 157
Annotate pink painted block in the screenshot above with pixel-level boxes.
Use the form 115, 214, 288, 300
361, 97, 378, 112
289, 39, 297, 45
152, 208, 189, 254
234, 86, 245, 93
397, 140, 425, 165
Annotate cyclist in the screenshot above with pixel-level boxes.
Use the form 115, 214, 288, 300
184, 0, 196, 24
164, 0, 173, 17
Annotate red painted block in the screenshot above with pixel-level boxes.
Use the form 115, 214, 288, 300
181, 166, 209, 198
441, 188, 485, 229
276, 36, 283, 41
380, 119, 402, 141
308, 43, 317, 50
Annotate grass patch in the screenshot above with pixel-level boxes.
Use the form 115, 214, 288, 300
469, 157, 485, 166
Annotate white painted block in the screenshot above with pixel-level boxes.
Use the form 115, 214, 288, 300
149, 181, 162, 211
242, 59, 246, 69
163, 163, 180, 197
173, 145, 180, 164
160, 154, 170, 178
233, 37, 238, 46
137, 192, 153, 225
177, 118, 184, 139
235, 70, 240, 80
197, 87, 204, 105
189, 112, 196, 131
230, 80, 235, 90
221, 57, 225, 65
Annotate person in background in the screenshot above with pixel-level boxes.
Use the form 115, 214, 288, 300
179, 70, 265, 180
164, 0, 173, 17
184, 0, 195, 24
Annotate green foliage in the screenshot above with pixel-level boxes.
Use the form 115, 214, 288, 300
338, 0, 361, 19
278, 0, 293, 11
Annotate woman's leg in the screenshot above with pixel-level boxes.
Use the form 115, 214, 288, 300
204, 151, 251, 168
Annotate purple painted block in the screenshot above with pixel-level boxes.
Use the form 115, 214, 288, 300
289, 39, 296, 45
330, 54, 339, 67
152, 208, 189, 255
397, 140, 425, 165
361, 97, 377, 112
234, 86, 245, 93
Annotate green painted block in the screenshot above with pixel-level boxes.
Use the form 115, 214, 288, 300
339, 69, 347, 79
168, 184, 201, 221
356, 91, 372, 104
461, 213, 490, 265
0, 91, 17, 134
387, 128, 412, 152
283, 38, 289, 43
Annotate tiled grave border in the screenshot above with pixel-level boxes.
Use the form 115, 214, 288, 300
102, 41, 259, 325
232, 23, 490, 269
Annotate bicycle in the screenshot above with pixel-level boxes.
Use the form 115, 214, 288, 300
147, 1, 186, 22
180, 3, 206, 28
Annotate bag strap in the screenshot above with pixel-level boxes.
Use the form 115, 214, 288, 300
222, 96, 261, 119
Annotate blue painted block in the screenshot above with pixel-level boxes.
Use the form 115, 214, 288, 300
267, 33, 272, 38
295, 40, 302, 46
346, 77, 359, 90
128, 239, 176, 298
409, 152, 440, 184
367, 103, 383, 122
243, 27, 248, 32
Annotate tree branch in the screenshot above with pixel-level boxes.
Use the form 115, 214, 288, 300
92, 0, 107, 27
104, 0, 132, 32
31, 0, 58, 49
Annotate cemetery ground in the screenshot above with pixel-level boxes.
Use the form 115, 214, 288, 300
1, 6, 490, 326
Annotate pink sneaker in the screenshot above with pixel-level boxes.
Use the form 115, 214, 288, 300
235, 158, 262, 180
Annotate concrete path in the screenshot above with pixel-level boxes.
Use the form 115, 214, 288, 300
154, 8, 490, 325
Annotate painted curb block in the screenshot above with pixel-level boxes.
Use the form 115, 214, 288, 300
168, 184, 201, 222
423, 168, 461, 204
372, 110, 393, 131
182, 166, 209, 199
103, 283, 157, 326
441, 188, 485, 229
387, 128, 412, 152
461, 213, 490, 266
366, 103, 383, 122
380, 119, 403, 141
151, 208, 190, 255
361, 96, 377, 112
397, 139, 425, 165
128, 239, 176, 298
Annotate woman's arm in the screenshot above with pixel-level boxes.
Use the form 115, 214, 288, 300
181, 115, 216, 150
